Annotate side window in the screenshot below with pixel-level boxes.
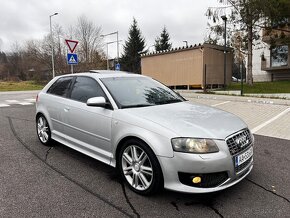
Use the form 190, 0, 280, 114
70, 77, 106, 103
47, 77, 73, 97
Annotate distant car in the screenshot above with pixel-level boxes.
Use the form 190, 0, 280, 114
36, 70, 254, 195
232, 76, 241, 82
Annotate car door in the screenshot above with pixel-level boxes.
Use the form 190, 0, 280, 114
63, 76, 113, 165
45, 76, 74, 141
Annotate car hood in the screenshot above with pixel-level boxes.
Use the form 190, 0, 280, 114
124, 101, 247, 139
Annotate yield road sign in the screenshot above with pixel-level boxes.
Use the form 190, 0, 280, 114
67, 53, 78, 65
65, 39, 78, 53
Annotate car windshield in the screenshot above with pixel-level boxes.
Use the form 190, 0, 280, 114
101, 77, 184, 109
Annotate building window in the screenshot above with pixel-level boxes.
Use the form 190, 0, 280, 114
271, 45, 288, 67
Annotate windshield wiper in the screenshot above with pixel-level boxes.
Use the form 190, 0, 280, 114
156, 99, 183, 105
121, 104, 153, 109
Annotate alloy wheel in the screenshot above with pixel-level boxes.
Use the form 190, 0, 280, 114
121, 145, 153, 191
37, 116, 50, 144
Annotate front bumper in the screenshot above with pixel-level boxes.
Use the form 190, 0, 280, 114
157, 140, 253, 193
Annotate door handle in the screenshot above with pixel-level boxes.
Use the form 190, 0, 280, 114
64, 107, 70, 112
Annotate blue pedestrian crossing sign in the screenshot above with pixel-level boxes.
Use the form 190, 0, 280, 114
67, 53, 78, 65
115, 63, 120, 71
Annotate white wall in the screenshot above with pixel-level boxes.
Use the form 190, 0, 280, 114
243, 36, 271, 82
252, 43, 271, 82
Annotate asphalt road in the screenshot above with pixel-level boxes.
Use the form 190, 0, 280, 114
0, 97, 290, 217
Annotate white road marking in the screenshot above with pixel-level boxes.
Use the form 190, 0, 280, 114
24, 98, 36, 102
5, 100, 19, 103
247, 99, 274, 104
2, 99, 35, 106
0, 104, 10, 107
211, 101, 231, 107
18, 102, 33, 105
197, 95, 217, 100
251, 107, 290, 133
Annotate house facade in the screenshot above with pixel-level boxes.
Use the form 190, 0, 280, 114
260, 24, 290, 81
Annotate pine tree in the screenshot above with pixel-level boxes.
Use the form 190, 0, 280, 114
121, 18, 146, 74
154, 27, 172, 51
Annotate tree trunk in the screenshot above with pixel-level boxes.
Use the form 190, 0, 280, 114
247, 24, 253, 85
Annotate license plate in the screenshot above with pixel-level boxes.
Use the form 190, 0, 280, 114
235, 147, 253, 167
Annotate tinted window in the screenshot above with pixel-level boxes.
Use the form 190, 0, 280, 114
47, 77, 73, 97
70, 77, 106, 103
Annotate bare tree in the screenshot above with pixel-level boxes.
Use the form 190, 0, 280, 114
74, 15, 103, 65
53, 24, 68, 75
2, 16, 106, 81
7, 42, 24, 80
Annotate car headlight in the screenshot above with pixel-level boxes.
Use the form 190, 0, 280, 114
171, 138, 219, 153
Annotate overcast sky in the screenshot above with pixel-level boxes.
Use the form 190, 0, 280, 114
0, 0, 221, 58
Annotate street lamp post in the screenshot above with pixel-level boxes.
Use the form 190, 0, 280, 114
101, 31, 119, 64
237, 35, 244, 96
106, 43, 109, 70
117, 31, 119, 63
49, 12, 58, 78
105, 40, 121, 70
221, 15, 227, 90
183, 40, 188, 47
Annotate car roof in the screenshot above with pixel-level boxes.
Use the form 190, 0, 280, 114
56, 70, 146, 79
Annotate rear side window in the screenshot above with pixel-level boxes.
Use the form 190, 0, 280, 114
70, 76, 106, 103
47, 77, 73, 97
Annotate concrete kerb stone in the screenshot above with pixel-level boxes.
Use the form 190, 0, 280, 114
244, 93, 290, 100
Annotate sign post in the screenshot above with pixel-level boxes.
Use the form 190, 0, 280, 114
65, 39, 79, 74
67, 53, 78, 73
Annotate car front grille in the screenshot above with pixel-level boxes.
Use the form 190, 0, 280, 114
226, 129, 252, 156
226, 129, 253, 173
178, 172, 228, 188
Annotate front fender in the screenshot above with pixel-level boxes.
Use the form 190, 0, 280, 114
111, 119, 174, 166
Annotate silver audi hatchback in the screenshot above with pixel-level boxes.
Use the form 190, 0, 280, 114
36, 70, 254, 195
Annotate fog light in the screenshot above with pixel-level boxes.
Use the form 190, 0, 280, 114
192, 176, 201, 184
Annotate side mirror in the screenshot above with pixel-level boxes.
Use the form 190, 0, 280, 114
86, 97, 107, 107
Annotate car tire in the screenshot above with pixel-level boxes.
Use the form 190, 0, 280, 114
118, 139, 163, 195
36, 115, 52, 146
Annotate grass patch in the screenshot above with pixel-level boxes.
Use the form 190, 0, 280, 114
227, 80, 290, 94
0, 81, 44, 91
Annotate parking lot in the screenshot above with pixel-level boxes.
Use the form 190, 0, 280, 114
180, 91, 290, 141
0, 91, 289, 217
